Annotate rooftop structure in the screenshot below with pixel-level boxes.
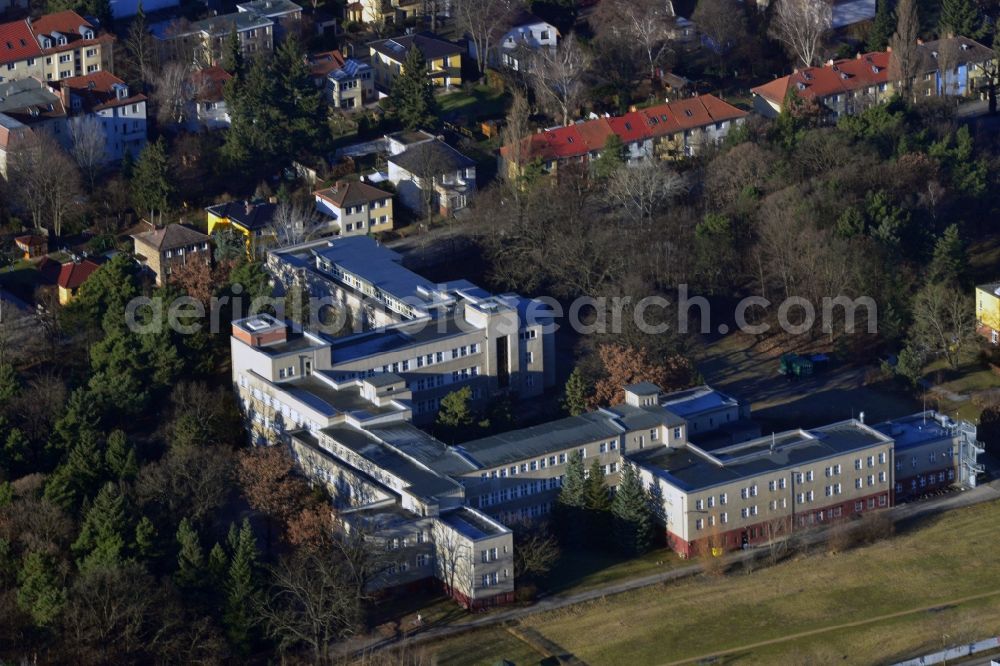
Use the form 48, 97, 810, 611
368, 32, 464, 63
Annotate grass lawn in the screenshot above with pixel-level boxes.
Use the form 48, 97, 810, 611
540, 547, 684, 595
423, 499, 1000, 665
420, 627, 549, 666
438, 85, 509, 121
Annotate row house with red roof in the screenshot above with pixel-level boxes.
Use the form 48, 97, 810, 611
0, 11, 114, 84
751, 37, 996, 121
499, 94, 748, 178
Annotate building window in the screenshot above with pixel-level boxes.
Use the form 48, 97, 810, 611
695, 518, 703, 530
719, 492, 727, 505
695, 499, 703, 511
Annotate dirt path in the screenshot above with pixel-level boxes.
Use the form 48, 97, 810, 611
662, 587, 1000, 666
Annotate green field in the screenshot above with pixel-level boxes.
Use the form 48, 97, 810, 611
421, 499, 1000, 665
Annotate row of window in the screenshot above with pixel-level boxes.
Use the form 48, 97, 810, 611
497, 503, 551, 524
895, 450, 953, 470
385, 532, 426, 550
478, 478, 562, 507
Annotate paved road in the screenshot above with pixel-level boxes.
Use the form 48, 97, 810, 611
343, 480, 1000, 660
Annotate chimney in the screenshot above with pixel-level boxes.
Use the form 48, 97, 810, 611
856, 52, 861, 60
916, 38, 923, 45
886, 45, 892, 53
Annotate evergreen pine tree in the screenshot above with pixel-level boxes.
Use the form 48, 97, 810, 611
0, 481, 12, 507
437, 386, 474, 443
16, 551, 66, 626
224, 519, 259, 652
222, 56, 284, 169
554, 451, 587, 544
175, 517, 205, 589
591, 134, 626, 180
939, 0, 980, 37
72, 482, 128, 571
563, 367, 591, 416
274, 37, 325, 157
867, 0, 895, 51
612, 461, 655, 556
131, 137, 174, 222
208, 542, 229, 590
389, 46, 439, 130
47, 388, 101, 464
134, 516, 158, 560
44, 429, 107, 510
221, 25, 244, 75
0, 362, 19, 403
584, 460, 612, 546
105, 430, 139, 480
927, 224, 964, 286
3, 428, 31, 478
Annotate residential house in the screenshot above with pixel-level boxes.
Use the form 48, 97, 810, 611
313, 180, 393, 236
499, 94, 748, 178
188, 65, 232, 130
162, 11, 275, 66
0, 11, 115, 84
386, 131, 476, 216
131, 223, 212, 286
348, 0, 426, 26
206, 199, 280, 257
57, 71, 147, 161
0, 77, 67, 177
975, 282, 1000, 344
13, 234, 47, 259
369, 32, 464, 91
467, 8, 558, 73
55, 256, 103, 304
751, 38, 997, 120
236, 0, 303, 41
308, 50, 374, 109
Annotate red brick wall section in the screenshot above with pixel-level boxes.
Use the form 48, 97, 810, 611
669, 490, 893, 558
232, 325, 287, 347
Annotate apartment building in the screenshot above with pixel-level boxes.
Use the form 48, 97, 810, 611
348, 0, 426, 26
368, 32, 464, 91
499, 94, 748, 178
314, 180, 393, 236
751, 37, 997, 120
58, 71, 147, 161
632, 419, 896, 557
231, 315, 514, 607
235, 254, 555, 422
162, 11, 275, 66
875, 412, 983, 502
0, 11, 114, 84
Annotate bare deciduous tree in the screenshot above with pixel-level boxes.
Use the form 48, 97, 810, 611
693, 0, 748, 67
453, 0, 512, 76
268, 197, 328, 247
594, 0, 675, 80
889, 0, 921, 100
769, 0, 831, 67
605, 161, 687, 223
530, 33, 590, 126
8, 132, 82, 238
68, 115, 106, 191
153, 61, 193, 125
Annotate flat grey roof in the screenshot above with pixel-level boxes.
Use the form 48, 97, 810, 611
365, 421, 477, 476
329, 313, 477, 364
311, 236, 438, 303
459, 412, 624, 469
604, 403, 685, 430
661, 385, 740, 418
874, 413, 956, 451
324, 423, 465, 500
439, 506, 506, 540
283, 374, 404, 419
632, 420, 890, 492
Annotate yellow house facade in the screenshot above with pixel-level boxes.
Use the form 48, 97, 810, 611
368, 33, 463, 91
206, 200, 280, 258
976, 283, 1000, 344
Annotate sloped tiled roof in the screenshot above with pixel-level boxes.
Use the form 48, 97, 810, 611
60, 71, 147, 112
500, 94, 748, 163
369, 32, 465, 63
0, 20, 41, 64
315, 181, 391, 209
751, 51, 893, 105
307, 49, 346, 77
57, 258, 103, 290
132, 223, 210, 252
206, 200, 279, 231
191, 66, 232, 102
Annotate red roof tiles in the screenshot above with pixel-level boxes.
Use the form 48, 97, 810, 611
57, 258, 102, 291
0, 20, 42, 64
191, 65, 232, 102
60, 71, 147, 111
751, 52, 892, 105
501, 94, 748, 163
